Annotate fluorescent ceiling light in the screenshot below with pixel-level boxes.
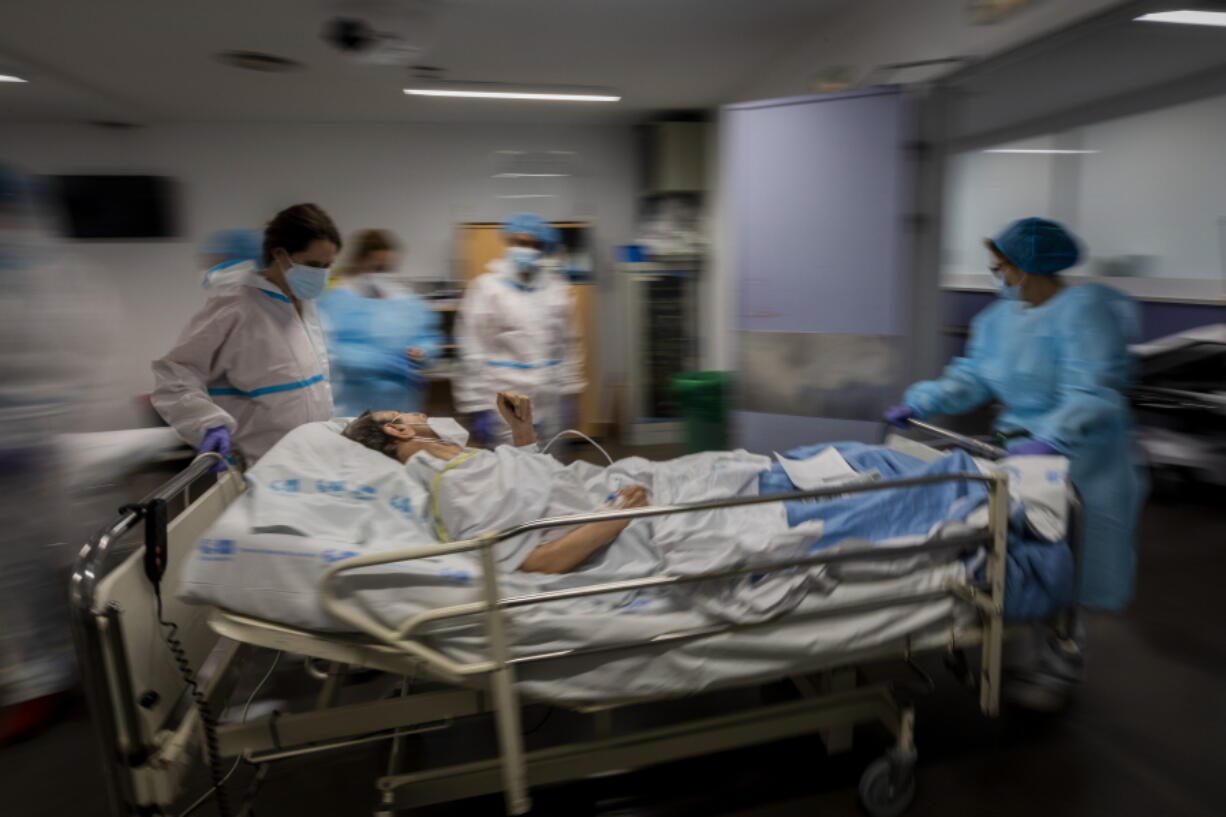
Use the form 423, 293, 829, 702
492, 172, 571, 178
983, 148, 1099, 155
404, 86, 617, 101
1135, 10, 1226, 27
0, 74, 28, 83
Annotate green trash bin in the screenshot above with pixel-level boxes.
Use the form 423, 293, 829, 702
670, 371, 732, 453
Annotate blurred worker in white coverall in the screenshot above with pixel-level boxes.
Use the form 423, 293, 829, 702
453, 213, 584, 445
0, 164, 89, 742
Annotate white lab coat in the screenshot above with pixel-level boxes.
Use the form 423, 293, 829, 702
152, 263, 333, 462
453, 258, 585, 441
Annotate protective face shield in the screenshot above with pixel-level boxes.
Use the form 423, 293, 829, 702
287, 263, 330, 300
507, 246, 541, 274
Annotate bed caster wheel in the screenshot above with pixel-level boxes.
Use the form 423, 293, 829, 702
858, 750, 916, 817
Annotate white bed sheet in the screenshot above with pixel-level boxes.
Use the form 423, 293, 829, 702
462, 562, 971, 702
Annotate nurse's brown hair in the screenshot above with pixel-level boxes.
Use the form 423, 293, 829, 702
262, 203, 341, 266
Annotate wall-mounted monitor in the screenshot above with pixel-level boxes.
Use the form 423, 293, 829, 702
53, 175, 179, 239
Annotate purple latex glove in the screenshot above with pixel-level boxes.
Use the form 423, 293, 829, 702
198, 426, 232, 473
883, 405, 915, 429
470, 410, 498, 445
1008, 439, 1059, 457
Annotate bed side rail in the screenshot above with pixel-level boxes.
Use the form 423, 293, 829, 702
318, 471, 1002, 673
902, 419, 1009, 460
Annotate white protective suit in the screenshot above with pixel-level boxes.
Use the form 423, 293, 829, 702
152, 262, 333, 462
0, 193, 94, 706
453, 258, 585, 442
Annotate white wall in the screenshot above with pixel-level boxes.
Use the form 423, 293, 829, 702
735, 0, 1128, 101
1076, 93, 1226, 281
942, 134, 1059, 277
0, 122, 638, 428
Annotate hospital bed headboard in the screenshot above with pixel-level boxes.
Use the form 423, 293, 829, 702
71, 457, 245, 812
93, 469, 245, 740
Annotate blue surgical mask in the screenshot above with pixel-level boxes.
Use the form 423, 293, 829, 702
507, 246, 541, 274
286, 263, 329, 300
993, 274, 1020, 301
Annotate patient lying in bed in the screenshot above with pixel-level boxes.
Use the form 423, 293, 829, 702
338, 392, 1001, 590
341, 392, 655, 574
183, 394, 1070, 632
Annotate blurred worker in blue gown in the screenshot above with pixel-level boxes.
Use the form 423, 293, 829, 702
319, 229, 442, 417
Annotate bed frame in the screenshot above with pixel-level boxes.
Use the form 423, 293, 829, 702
71, 429, 1073, 817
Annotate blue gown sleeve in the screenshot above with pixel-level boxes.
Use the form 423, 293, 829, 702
903, 307, 998, 419
404, 296, 443, 364
1025, 291, 1136, 454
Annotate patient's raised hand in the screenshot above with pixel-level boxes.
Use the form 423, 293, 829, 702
496, 392, 533, 426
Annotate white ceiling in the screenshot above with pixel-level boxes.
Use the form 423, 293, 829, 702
0, 0, 852, 125
945, 1, 1226, 144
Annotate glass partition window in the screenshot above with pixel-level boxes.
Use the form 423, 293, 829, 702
941, 92, 1226, 296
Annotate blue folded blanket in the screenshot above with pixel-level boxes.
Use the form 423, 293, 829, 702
759, 442, 1073, 621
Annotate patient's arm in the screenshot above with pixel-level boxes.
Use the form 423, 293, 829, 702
518, 486, 648, 574
519, 519, 630, 574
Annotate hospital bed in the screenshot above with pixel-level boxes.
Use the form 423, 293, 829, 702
1130, 324, 1226, 487
71, 423, 1079, 817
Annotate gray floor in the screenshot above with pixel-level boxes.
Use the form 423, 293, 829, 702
4, 476, 1224, 817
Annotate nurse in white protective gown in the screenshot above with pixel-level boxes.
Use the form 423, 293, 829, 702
453, 213, 584, 445
153, 204, 342, 467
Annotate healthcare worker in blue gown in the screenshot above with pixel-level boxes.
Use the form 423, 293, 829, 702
319, 229, 442, 417
885, 217, 1145, 709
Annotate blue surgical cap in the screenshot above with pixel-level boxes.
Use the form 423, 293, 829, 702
989, 217, 1081, 276
202, 229, 263, 263
503, 212, 559, 250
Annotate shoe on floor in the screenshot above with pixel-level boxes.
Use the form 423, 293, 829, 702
1004, 672, 1076, 713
